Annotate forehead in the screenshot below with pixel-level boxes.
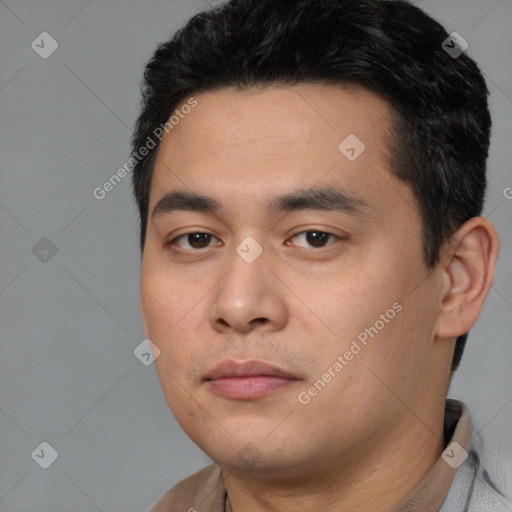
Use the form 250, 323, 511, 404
158, 83, 391, 160
149, 84, 414, 221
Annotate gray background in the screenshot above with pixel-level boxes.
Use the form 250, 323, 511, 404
0, 1, 511, 511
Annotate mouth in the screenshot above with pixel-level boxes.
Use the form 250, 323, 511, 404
204, 359, 301, 400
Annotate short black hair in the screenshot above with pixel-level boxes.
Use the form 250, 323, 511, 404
131, 0, 492, 374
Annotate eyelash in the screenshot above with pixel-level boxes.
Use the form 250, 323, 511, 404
166, 230, 342, 252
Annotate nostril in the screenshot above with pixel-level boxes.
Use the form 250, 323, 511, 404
251, 318, 269, 325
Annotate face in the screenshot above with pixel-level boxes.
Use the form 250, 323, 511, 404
140, 84, 447, 478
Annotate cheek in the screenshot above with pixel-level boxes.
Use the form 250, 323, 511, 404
299, 251, 434, 379
140, 259, 208, 373
140, 256, 193, 337
290, 260, 401, 348
140, 266, 172, 340
140, 266, 201, 410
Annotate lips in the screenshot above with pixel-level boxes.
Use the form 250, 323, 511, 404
206, 360, 297, 380
204, 360, 300, 399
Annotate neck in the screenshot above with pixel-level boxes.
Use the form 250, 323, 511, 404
222, 404, 446, 512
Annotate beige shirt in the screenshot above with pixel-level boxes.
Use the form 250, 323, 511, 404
147, 399, 509, 511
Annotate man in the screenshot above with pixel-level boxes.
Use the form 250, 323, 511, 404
131, 0, 510, 510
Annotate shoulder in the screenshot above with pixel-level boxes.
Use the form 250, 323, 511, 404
467, 472, 512, 512
440, 401, 512, 511
466, 466, 512, 512
146, 464, 225, 512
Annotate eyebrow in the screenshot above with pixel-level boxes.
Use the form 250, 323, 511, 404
151, 186, 371, 219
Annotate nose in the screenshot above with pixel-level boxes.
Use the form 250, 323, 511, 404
209, 241, 288, 334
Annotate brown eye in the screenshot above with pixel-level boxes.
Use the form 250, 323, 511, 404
186, 233, 212, 249
288, 230, 339, 249
169, 232, 220, 250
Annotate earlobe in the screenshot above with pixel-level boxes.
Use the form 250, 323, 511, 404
435, 217, 499, 339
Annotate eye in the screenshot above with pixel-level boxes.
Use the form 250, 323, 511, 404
167, 229, 341, 252
286, 230, 340, 249
167, 232, 221, 250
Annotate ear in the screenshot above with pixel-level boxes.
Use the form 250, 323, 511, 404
435, 217, 500, 339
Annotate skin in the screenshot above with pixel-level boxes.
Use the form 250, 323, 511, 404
139, 84, 499, 511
